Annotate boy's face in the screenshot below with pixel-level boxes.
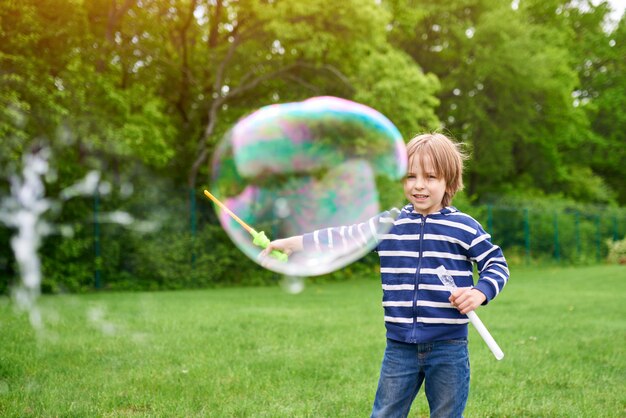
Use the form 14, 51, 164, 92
403, 153, 447, 216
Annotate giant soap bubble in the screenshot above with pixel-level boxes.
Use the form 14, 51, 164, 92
210, 96, 407, 277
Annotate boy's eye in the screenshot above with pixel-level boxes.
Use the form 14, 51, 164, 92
406, 174, 416, 179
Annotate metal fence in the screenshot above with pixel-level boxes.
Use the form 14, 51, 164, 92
1, 188, 625, 293
480, 204, 623, 264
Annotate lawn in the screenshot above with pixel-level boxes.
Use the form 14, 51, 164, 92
1, 264, 625, 417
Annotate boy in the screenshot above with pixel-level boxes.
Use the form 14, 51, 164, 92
261, 133, 509, 417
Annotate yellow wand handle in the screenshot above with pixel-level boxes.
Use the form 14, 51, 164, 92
203, 190, 288, 262
204, 190, 255, 234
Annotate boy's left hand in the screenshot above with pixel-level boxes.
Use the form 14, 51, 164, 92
449, 288, 486, 315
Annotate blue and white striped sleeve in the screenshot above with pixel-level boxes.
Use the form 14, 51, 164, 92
302, 209, 399, 252
467, 225, 509, 303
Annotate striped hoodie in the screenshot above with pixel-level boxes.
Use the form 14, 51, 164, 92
302, 204, 509, 344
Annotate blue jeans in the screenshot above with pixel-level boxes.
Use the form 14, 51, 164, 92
371, 338, 470, 418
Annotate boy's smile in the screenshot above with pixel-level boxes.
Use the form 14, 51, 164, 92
404, 154, 447, 216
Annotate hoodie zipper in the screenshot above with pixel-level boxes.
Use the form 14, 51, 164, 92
410, 213, 426, 343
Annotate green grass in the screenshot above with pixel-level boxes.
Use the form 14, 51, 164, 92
1, 265, 625, 417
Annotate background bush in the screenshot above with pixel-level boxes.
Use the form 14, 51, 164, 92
2, 188, 624, 295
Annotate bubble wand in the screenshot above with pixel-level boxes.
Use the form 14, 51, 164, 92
203, 190, 288, 261
435, 266, 504, 360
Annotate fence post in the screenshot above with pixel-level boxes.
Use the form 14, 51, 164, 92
93, 190, 102, 289
554, 211, 560, 262
596, 215, 601, 261
524, 208, 530, 264
190, 188, 197, 268
574, 210, 581, 260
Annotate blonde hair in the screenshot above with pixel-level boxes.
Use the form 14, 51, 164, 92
405, 133, 467, 207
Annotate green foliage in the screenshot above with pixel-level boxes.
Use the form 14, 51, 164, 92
385, 0, 623, 204
2, 189, 623, 295
0, 0, 178, 177
473, 195, 626, 264
117, 224, 274, 291
2, 0, 624, 199
23, 185, 280, 294
606, 236, 626, 264
353, 48, 441, 136
41, 229, 94, 294
0, 226, 14, 295
574, 13, 626, 204
1, 0, 626, 293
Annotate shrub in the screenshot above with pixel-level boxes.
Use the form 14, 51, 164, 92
606, 237, 626, 265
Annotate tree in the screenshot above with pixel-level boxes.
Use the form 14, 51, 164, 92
152, 0, 441, 189
2, 0, 443, 292
0, 0, 178, 183
564, 3, 626, 204
385, 0, 613, 203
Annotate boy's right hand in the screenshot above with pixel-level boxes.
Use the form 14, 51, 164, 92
259, 235, 304, 259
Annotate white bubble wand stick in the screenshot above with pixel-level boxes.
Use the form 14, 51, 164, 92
435, 266, 504, 360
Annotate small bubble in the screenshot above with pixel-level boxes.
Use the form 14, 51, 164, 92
87, 305, 117, 336
59, 225, 74, 238
104, 211, 134, 225
120, 182, 134, 198
60, 171, 101, 200
45, 169, 58, 183
274, 198, 291, 218
98, 181, 112, 196
280, 276, 305, 294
